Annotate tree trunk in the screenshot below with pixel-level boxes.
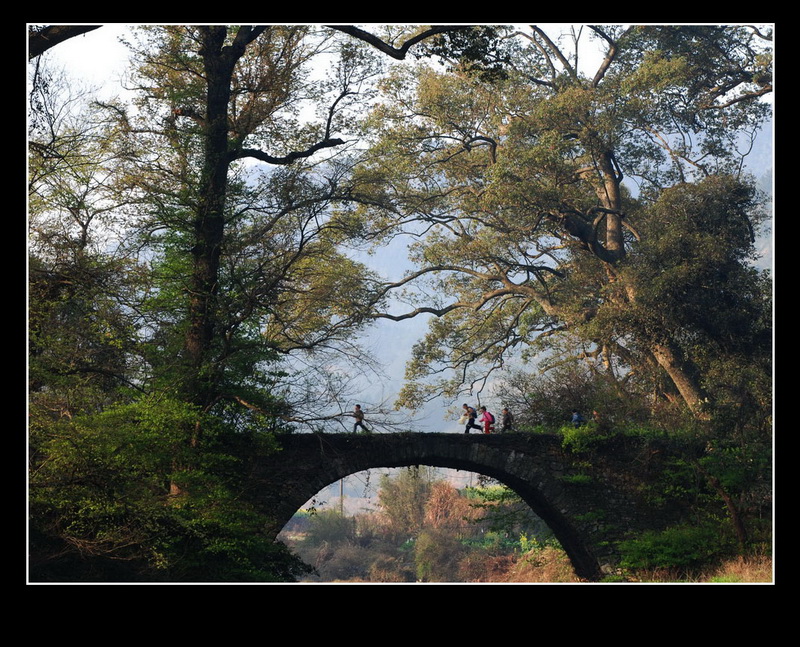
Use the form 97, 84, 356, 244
697, 464, 749, 551
597, 152, 625, 260
183, 28, 237, 411
651, 342, 708, 419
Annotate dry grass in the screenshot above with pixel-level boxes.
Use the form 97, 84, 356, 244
625, 554, 774, 583
484, 549, 773, 584
493, 546, 581, 583
701, 555, 773, 583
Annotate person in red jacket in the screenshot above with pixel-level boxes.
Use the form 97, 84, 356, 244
478, 406, 495, 434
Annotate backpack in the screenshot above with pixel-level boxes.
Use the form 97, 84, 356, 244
486, 411, 495, 423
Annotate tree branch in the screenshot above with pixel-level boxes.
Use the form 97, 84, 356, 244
588, 26, 632, 87
29, 25, 101, 59
530, 26, 575, 78
232, 138, 346, 165
326, 25, 468, 60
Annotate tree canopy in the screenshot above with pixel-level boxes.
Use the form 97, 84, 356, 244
345, 25, 772, 420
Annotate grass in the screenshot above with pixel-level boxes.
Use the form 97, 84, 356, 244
703, 555, 773, 583
490, 543, 773, 583
621, 554, 773, 583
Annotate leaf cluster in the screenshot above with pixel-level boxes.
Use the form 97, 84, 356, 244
413, 25, 514, 82
617, 515, 747, 577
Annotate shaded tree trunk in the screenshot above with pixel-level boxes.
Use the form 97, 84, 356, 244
696, 463, 749, 551
596, 152, 626, 260
182, 27, 265, 412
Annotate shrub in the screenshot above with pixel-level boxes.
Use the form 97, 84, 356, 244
558, 422, 609, 452
618, 523, 731, 573
561, 473, 593, 486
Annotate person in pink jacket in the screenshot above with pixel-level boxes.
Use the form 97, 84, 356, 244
478, 406, 495, 434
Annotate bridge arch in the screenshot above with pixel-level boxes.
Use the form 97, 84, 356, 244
251, 432, 680, 582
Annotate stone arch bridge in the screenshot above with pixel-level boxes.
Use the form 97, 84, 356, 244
250, 432, 683, 581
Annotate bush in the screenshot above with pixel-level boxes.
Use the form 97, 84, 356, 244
618, 523, 732, 573
560, 473, 593, 486
558, 422, 610, 452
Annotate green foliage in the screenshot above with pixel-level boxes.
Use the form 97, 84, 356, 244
415, 529, 465, 581
700, 440, 771, 496
618, 523, 733, 573
360, 25, 772, 426
28, 25, 391, 580
558, 422, 609, 453
464, 484, 554, 543
622, 177, 771, 370
302, 510, 357, 547
29, 24, 772, 581
575, 510, 607, 525
497, 363, 655, 434
29, 395, 304, 582
560, 473, 594, 486
377, 466, 435, 538
413, 26, 513, 81
518, 533, 563, 556
285, 470, 558, 582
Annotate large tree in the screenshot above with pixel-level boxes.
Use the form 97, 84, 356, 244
28, 23, 772, 580
28, 24, 493, 579
347, 24, 772, 420
107, 25, 493, 424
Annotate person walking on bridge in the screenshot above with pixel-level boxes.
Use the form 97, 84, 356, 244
478, 406, 495, 434
500, 407, 514, 433
462, 404, 482, 434
352, 404, 369, 433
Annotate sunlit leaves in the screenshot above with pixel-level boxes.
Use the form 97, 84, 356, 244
355, 25, 771, 414
261, 241, 377, 351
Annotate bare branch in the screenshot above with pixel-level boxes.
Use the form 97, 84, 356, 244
699, 85, 773, 110
531, 26, 575, 78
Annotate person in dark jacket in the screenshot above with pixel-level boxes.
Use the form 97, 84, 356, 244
500, 407, 514, 433
462, 404, 482, 433
353, 404, 369, 432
